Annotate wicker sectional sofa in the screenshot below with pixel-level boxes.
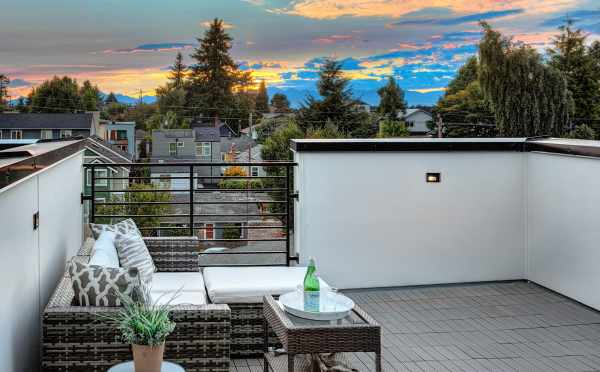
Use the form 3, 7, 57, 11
42, 237, 231, 372
42, 236, 310, 370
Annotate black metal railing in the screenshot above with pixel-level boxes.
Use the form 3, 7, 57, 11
82, 161, 297, 266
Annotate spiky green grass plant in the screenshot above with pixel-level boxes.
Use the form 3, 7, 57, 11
101, 289, 176, 347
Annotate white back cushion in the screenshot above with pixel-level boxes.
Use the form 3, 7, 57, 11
89, 231, 119, 268
203, 266, 329, 304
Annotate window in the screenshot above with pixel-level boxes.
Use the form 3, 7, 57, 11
250, 166, 260, 177
169, 143, 177, 156
221, 153, 227, 162
40, 130, 53, 140
87, 168, 108, 187
196, 142, 211, 157
11, 130, 22, 140
60, 129, 72, 138
177, 141, 184, 148
117, 130, 128, 140
200, 223, 215, 240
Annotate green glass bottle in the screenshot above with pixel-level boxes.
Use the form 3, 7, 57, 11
303, 257, 320, 312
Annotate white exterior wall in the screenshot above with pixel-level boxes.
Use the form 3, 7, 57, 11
0, 151, 83, 371
526, 152, 600, 309
294, 151, 526, 289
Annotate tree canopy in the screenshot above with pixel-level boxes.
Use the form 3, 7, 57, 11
188, 18, 251, 120
548, 19, 600, 124
377, 77, 406, 118
271, 93, 291, 113
168, 52, 188, 89
297, 58, 368, 136
479, 22, 571, 137
255, 80, 269, 114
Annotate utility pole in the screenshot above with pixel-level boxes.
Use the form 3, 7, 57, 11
436, 114, 443, 138
249, 111, 253, 138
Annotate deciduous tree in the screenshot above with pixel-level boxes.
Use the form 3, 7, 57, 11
479, 22, 571, 137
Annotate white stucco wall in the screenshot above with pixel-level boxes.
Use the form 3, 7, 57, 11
526, 152, 600, 309
294, 151, 526, 289
0, 151, 83, 372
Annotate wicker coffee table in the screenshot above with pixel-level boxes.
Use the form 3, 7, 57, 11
262, 295, 381, 372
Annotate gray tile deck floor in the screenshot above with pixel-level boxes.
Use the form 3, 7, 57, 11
230, 281, 600, 371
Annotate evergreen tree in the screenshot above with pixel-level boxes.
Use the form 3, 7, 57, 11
479, 22, 571, 137
105, 92, 119, 104
30, 76, 82, 113
548, 19, 600, 122
271, 93, 291, 113
377, 76, 406, 119
188, 18, 251, 120
255, 80, 269, 114
297, 58, 366, 135
169, 52, 188, 89
566, 124, 596, 140
80, 80, 102, 111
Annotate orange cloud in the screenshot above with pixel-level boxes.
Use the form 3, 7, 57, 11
277, 0, 576, 19
410, 87, 447, 93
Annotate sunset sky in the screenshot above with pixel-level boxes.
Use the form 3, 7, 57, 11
1, 0, 599, 106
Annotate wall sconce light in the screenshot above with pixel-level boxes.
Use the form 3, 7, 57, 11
426, 173, 441, 183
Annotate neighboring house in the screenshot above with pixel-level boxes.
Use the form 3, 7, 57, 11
398, 108, 433, 135
0, 112, 102, 140
101, 120, 136, 157
83, 136, 133, 222
150, 127, 221, 191
235, 143, 266, 177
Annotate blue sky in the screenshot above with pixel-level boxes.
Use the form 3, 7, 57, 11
1, 0, 598, 106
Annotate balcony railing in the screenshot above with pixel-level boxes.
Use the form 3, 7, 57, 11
82, 161, 297, 266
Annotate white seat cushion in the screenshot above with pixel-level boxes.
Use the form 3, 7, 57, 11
89, 231, 119, 268
151, 272, 207, 293
150, 290, 207, 305
203, 266, 329, 304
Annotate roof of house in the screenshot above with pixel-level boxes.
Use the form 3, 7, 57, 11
85, 136, 133, 163
401, 108, 432, 119
0, 113, 94, 130
194, 127, 220, 142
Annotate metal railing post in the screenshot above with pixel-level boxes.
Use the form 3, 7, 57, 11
189, 165, 194, 236
286, 164, 291, 266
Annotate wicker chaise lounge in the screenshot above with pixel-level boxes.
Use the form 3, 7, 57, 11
42, 237, 231, 372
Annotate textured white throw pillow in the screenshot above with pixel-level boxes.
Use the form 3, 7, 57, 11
89, 231, 120, 268
89, 218, 141, 240
114, 232, 156, 284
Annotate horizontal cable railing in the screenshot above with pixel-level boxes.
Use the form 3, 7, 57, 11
83, 161, 297, 266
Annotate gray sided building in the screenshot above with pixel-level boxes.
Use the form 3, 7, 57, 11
150, 127, 222, 191
0, 112, 102, 141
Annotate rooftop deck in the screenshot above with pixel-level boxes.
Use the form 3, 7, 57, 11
232, 281, 600, 372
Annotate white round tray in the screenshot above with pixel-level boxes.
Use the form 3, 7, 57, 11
278, 290, 355, 321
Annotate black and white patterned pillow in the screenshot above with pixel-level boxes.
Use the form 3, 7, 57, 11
90, 218, 141, 240
114, 232, 156, 284
68, 258, 142, 306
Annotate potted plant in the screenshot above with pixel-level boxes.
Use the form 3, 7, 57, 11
105, 290, 176, 372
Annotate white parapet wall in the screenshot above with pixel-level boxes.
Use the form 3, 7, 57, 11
526, 151, 600, 310
0, 147, 83, 371
294, 144, 527, 289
